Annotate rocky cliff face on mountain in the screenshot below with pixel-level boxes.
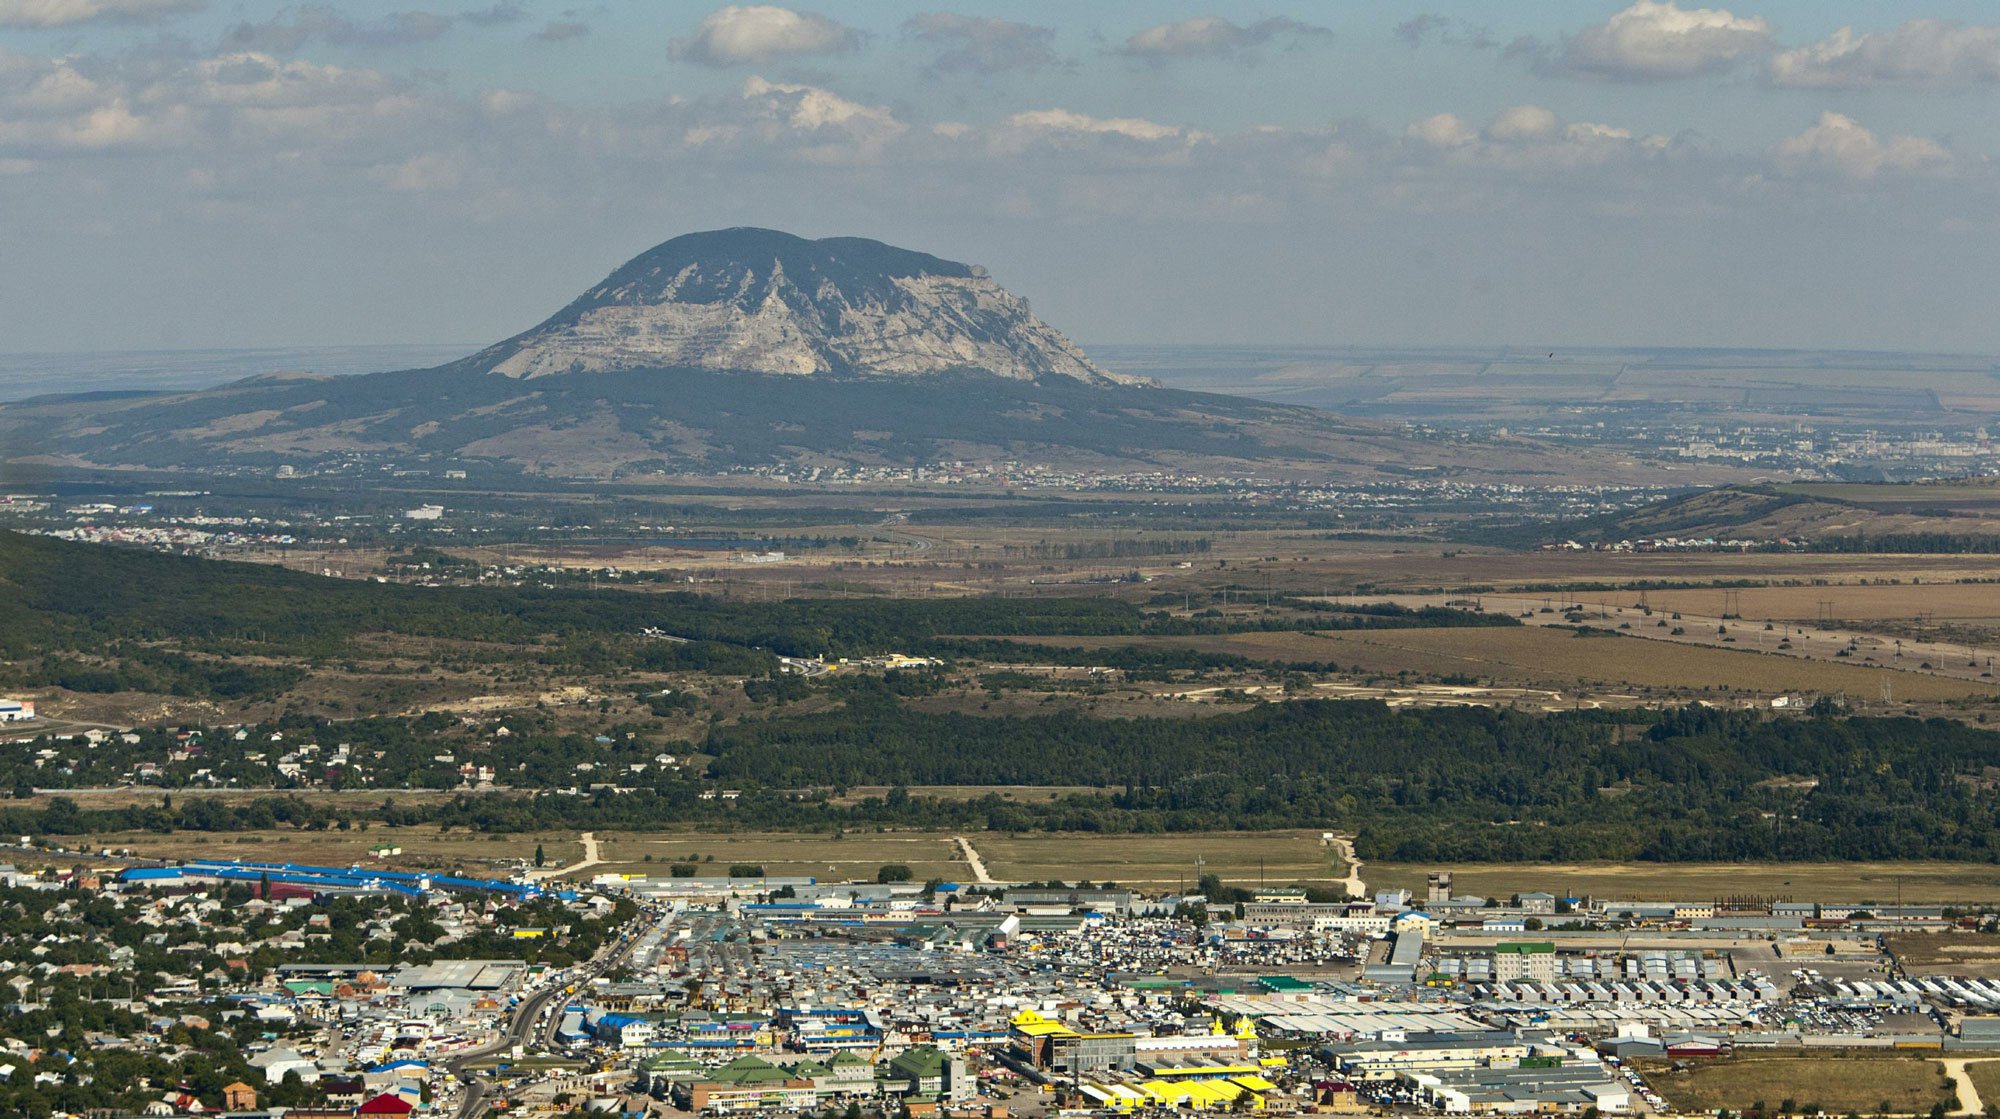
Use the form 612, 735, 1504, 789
468, 228, 1137, 385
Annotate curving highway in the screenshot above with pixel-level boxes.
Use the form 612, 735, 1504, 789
443, 905, 660, 1119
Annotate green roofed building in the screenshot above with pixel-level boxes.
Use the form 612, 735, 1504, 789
708, 1055, 796, 1086
885, 1045, 972, 1103
1493, 942, 1557, 983
778, 1050, 876, 1097
675, 1055, 818, 1114
638, 1051, 704, 1096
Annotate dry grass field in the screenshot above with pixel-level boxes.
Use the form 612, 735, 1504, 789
1888, 933, 2000, 978
81, 825, 576, 873
1564, 582, 2000, 627
1001, 626, 1996, 702
64, 823, 2000, 912
1645, 1053, 1958, 1113
1967, 1061, 2000, 1104
973, 830, 1340, 888
1371, 860, 2000, 905
591, 829, 967, 882
1310, 626, 1996, 701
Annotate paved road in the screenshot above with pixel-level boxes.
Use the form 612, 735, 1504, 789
877, 513, 933, 557
443, 904, 658, 1119
442, 977, 573, 1119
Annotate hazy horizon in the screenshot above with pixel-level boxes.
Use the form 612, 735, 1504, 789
3, 340, 1991, 409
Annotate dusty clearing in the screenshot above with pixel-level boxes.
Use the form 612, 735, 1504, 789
1646, 1053, 1957, 1113
1891, 933, 2000, 978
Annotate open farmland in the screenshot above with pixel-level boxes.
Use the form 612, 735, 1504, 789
1645, 1053, 1958, 1114
1370, 861, 2000, 905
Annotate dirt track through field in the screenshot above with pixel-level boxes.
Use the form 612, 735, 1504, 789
955, 834, 995, 884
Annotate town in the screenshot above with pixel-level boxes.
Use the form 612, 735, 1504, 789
13, 842, 2000, 1119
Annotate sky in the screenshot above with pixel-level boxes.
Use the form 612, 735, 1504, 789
3, 1, 2000, 356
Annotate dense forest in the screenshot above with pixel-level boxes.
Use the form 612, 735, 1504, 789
21, 700, 2000, 864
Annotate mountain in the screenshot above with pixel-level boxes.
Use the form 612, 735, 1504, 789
465, 228, 1136, 385
0, 229, 1743, 484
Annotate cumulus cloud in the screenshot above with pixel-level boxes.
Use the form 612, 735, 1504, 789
226, 6, 455, 53
1771, 20, 2000, 89
1537, 0, 1772, 80
460, 3, 524, 27
1114, 16, 1329, 62
0, 55, 196, 152
8, 33, 1998, 358
1001, 108, 1189, 144
1404, 112, 1475, 148
902, 12, 1056, 75
1484, 104, 1558, 142
536, 20, 588, 42
377, 150, 466, 192
0, 0, 199, 28
1394, 13, 1494, 50
1399, 104, 1669, 174
672, 6, 858, 66
1774, 111, 1952, 179
736, 75, 904, 162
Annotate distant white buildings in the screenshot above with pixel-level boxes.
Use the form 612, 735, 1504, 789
0, 700, 35, 722
403, 505, 445, 521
